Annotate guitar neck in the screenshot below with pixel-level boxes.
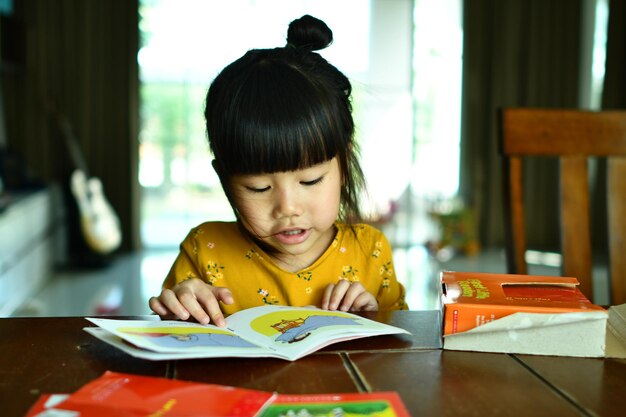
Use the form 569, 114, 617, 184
56, 114, 90, 175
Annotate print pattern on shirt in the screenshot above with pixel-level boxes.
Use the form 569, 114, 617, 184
380, 260, 393, 288
340, 265, 359, 282
297, 271, 312, 281
372, 241, 383, 258
205, 260, 224, 285
191, 228, 205, 255
257, 288, 279, 305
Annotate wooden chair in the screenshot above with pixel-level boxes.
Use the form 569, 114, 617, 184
498, 108, 626, 305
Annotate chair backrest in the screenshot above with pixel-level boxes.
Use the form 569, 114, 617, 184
498, 108, 626, 305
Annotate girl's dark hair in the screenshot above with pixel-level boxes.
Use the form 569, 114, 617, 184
204, 14, 365, 222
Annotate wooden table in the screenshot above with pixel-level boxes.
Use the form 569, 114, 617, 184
2, 311, 624, 417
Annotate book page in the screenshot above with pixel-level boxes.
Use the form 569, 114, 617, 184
85, 317, 274, 358
225, 305, 410, 361
84, 327, 276, 360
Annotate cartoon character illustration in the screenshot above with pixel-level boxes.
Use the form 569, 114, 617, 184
150, 332, 257, 349
271, 315, 362, 344
119, 328, 257, 349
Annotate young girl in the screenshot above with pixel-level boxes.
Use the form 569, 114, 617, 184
149, 15, 407, 327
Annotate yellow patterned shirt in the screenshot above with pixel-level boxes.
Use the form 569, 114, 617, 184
163, 222, 407, 315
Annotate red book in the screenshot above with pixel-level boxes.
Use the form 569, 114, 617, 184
29, 371, 274, 417
23, 394, 68, 417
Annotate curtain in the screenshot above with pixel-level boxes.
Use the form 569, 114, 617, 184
590, 0, 626, 250
603, 0, 626, 109
3, 0, 140, 252
459, 0, 584, 249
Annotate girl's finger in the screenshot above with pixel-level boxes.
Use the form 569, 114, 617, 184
148, 296, 169, 316
328, 279, 350, 310
339, 282, 364, 311
177, 290, 211, 325
159, 288, 190, 321
215, 287, 234, 305
200, 295, 227, 327
321, 283, 335, 309
351, 292, 378, 311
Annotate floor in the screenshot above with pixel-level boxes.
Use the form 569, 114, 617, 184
13, 250, 179, 317
11, 196, 609, 317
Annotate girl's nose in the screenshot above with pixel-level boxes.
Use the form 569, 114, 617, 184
273, 187, 303, 219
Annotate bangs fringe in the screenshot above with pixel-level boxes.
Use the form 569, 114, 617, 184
213, 57, 345, 175
232, 112, 338, 175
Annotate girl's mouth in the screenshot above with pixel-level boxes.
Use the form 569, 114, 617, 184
282, 229, 304, 236
273, 228, 310, 245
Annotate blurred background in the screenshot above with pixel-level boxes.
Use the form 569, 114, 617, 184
1, 0, 622, 317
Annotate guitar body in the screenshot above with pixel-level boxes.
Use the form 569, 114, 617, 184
47, 101, 123, 260
70, 169, 122, 254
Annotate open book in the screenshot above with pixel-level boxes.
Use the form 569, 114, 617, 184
85, 305, 410, 361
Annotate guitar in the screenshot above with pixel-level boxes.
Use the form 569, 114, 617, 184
50, 106, 122, 255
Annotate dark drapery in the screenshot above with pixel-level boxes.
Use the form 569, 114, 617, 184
589, 0, 626, 250
603, 0, 626, 109
459, 0, 585, 249
2, 0, 140, 251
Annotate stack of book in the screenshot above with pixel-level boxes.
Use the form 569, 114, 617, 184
440, 270, 626, 357
25, 371, 410, 417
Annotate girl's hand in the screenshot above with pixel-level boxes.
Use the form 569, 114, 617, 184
148, 278, 234, 327
321, 279, 378, 312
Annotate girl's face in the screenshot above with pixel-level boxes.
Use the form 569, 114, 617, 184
230, 157, 342, 272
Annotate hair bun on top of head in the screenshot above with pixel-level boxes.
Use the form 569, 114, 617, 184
286, 15, 333, 51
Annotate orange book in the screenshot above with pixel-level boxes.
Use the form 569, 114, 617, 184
441, 271, 606, 335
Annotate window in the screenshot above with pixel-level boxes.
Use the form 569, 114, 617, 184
138, 0, 463, 249
411, 0, 462, 198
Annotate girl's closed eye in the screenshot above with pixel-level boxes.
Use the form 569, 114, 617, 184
301, 176, 324, 186
245, 185, 271, 193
